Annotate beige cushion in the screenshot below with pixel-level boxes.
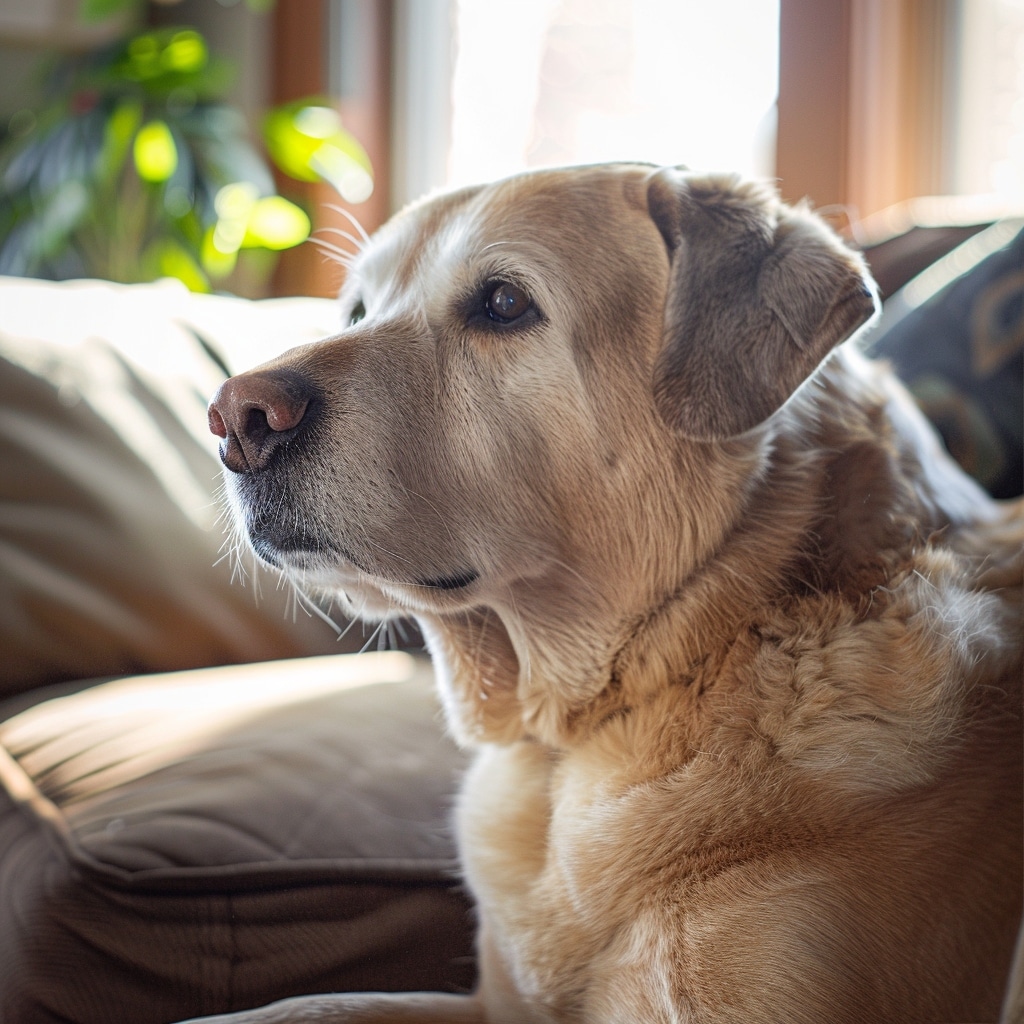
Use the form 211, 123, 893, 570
0, 651, 475, 1023
0, 276, 369, 695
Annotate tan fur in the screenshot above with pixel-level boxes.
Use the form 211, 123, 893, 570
199, 165, 1023, 1024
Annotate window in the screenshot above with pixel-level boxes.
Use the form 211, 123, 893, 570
778, 0, 1024, 221
447, 0, 779, 189
950, 0, 1024, 198
281, 0, 1023, 295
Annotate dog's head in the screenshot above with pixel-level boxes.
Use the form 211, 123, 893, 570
210, 165, 877, 745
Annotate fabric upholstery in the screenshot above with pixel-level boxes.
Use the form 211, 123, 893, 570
0, 277, 369, 695
868, 220, 1024, 499
0, 652, 475, 1023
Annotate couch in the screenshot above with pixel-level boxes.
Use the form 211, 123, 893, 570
0, 278, 476, 1022
0, 206, 1020, 1023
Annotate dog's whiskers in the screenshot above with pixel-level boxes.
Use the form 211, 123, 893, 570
324, 203, 372, 245
310, 206, 371, 271
318, 225, 369, 252
311, 237, 358, 268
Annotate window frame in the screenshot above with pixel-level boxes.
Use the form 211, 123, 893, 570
272, 0, 959, 295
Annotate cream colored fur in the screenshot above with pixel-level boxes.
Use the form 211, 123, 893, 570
195, 165, 1023, 1024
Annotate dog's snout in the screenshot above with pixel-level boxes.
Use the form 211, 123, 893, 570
208, 369, 315, 474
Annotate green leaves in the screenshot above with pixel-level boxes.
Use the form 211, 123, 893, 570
264, 99, 373, 203
0, 24, 368, 294
77, 0, 138, 23
133, 120, 177, 182
201, 182, 310, 279
121, 28, 207, 80
77, 0, 275, 24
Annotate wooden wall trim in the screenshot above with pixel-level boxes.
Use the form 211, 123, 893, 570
777, 0, 951, 223
846, 0, 950, 219
272, 0, 392, 298
776, 0, 851, 214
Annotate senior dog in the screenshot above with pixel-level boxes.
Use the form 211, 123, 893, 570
198, 165, 1023, 1023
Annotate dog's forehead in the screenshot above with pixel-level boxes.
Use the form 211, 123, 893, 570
463, 165, 650, 236
357, 165, 655, 293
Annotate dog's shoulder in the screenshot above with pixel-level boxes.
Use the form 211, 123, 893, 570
725, 539, 1019, 787
592, 533, 1020, 791
595, 345, 1023, 796
786, 347, 1000, 591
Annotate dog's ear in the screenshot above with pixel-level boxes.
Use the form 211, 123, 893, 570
646, 168, 878, 441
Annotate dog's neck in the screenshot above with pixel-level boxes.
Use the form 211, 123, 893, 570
546, 425, 829, 744
417, 425, 819, 749
418, 350, 978, 752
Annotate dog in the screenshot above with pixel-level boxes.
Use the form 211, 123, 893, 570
197, 165, 1023, 1023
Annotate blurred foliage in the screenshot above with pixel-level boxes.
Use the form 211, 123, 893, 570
265, 99, 372, 204
0, 24, 372, 292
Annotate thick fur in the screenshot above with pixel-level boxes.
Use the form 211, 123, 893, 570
196, 165, 1023, 1024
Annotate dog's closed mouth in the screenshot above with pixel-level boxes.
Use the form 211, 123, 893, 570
250, 534, 335, 570
250, 518, 478, 593
248, 526, 354, 572
419, 569, 479, 591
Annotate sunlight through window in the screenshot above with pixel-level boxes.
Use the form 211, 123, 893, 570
448, 0, 780, 188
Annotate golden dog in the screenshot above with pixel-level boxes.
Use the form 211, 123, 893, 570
199, 165, 1023, 1023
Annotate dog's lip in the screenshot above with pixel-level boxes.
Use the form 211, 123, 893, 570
249, 524, 479, 594
248, 527, 361, 572
418, 569, 480, 591
250, 535, 339, 570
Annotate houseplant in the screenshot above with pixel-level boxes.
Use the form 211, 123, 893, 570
0, 20, 371, 293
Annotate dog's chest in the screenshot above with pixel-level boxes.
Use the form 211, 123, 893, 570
455, 737, 723, 1019
450, 548, 1024, 1020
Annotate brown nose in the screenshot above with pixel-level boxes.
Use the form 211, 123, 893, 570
208, 369, 315, 474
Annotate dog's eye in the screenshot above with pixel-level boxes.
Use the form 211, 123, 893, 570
485, 282, 531, 324
348, 300, 366, 326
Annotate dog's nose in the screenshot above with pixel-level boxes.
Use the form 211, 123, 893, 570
208, 369, 315, 474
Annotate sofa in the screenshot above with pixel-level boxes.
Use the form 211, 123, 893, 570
0, 205, 1020, 1023
0, 277, 476, 1023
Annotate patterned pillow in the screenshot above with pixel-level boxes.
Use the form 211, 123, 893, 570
868, 222, 1024, 499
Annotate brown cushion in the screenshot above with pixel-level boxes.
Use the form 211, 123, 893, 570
0, 276, 357, 696
0, 652, 475, 1023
